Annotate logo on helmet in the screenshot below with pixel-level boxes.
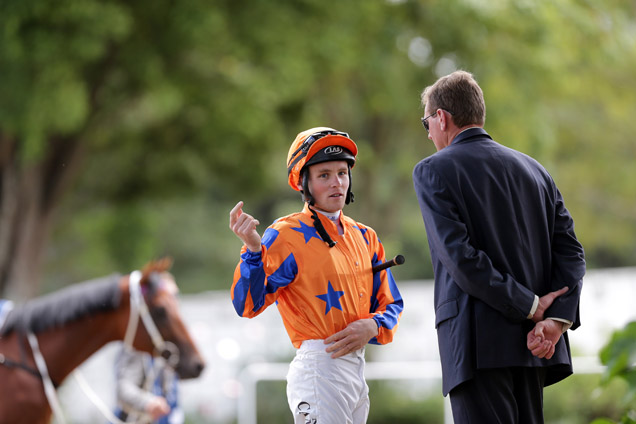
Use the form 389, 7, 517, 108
324, 146, 343, 155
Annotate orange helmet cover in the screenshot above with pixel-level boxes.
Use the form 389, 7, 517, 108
286, 127, 358, 192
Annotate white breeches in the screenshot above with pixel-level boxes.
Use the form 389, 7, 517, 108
286, 339, 370, 424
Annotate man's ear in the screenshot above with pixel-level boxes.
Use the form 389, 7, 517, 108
439, 110, 447, 131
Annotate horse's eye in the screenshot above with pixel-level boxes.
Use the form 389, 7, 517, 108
151, 306, 168, 322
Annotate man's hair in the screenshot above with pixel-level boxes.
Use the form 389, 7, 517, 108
421, 70, 486, 128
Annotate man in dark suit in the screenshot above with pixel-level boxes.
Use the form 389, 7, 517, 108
412, 70, 585, 423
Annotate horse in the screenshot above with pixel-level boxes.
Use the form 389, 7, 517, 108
0, 258, 205, 424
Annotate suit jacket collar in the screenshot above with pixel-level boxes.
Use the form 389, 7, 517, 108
451, 127, 492, 145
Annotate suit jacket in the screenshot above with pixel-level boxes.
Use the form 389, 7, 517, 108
412, 128, 585, 395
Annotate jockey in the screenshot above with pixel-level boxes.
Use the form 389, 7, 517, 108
229, 127, 404, 424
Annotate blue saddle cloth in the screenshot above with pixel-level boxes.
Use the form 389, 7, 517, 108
0, 299, 14, 333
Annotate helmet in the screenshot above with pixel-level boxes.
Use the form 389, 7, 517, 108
286, 127, 358, 248
286, 127, 358, 192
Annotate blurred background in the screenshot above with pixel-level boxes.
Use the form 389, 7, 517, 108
1, 0, 635, 422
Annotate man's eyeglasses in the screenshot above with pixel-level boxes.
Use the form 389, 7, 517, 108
421, 112, 436, 132
421, 109, 453, 132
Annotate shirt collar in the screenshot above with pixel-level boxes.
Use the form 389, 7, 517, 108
452, 127, 492, 145
302, 203, 345, 225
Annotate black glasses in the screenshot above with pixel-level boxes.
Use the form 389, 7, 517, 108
421, 112, 436, 132
287, 130, 350, 174
421, 109, 453, 132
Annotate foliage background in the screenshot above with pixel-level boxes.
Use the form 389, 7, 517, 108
1, 0, 635, 298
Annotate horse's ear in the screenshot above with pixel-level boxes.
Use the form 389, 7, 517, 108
142, 257, 173, 274
139, 257, 173, 288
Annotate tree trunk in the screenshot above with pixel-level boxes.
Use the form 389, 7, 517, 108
0, 135, 83, 299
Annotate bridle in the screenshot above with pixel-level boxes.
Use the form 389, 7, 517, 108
123, 270, 179, 367
22, 270, 180, 424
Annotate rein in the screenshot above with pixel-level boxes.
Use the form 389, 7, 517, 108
27, 332, 67, 424
23, 270, 180, 424
0, 300, 49, 383
0, 351, 41, 379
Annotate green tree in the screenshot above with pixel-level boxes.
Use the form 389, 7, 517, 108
593, 321, 636, 423
2, 0, 636, 297
0, 0, 431, 296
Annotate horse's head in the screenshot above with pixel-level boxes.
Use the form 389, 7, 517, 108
128, 258, 205, 379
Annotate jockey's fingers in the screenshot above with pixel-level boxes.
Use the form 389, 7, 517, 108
229, 201, 244, 227
231, 218, 249, 237
231, 219, 249, 238
237, 213, 258, 230
232, 209, 250, 226
235, 217, 259, 239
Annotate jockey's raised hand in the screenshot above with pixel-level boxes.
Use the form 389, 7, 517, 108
229, 201, 261, 252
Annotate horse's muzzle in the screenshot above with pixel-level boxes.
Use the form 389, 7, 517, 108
177, 357, 205, 379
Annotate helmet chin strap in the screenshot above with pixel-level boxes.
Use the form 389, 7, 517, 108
300, 171, 336, 248
308, 201, 337, 248
300, 166, 356, 248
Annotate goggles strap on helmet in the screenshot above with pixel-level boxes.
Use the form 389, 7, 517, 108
308, 203, 336, 248
287, 130, 351, 177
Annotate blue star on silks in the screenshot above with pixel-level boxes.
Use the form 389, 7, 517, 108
354, 225, 369, 245
291, 220, 323, 244
316, 281, 345, 315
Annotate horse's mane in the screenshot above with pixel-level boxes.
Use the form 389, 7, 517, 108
0, 258, 173, 336
0, 274, 123, 336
